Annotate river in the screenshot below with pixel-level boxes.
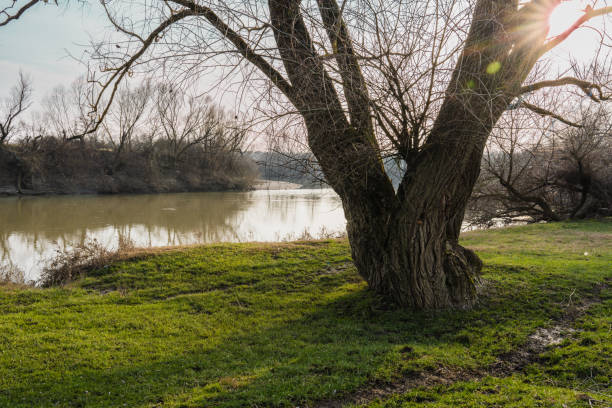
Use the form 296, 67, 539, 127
0, 189, 346, 282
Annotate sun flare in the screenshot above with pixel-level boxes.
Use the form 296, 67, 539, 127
548, 1, 585, 37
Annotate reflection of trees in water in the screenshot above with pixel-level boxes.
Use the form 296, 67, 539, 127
0, 193, 250, 242
257, 190, 337, 226
0, 190, 344, 279
0, 232, 11, 262
0, 193, 252, 265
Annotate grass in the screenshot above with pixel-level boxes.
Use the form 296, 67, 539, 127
361, 376, 594, 407
0, 220, 610, 407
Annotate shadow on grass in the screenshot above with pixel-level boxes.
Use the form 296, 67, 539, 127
2, 263, 584, 408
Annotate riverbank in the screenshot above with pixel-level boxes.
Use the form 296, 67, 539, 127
0, 179, 321, 196
252, 179, 304, 190
1, 220, 610, 407
0, 177, 255, 197
0, 175, 254, 197
0, 140, 259, 197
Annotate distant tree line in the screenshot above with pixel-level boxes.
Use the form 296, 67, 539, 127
0, 74, 257, 195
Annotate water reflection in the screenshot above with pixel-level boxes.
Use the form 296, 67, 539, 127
0, 189, 346, 281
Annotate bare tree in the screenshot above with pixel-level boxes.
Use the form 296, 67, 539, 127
84, 0, 612, 309
154, 84, 250, 170
101, 81, 152, 173
155, 85, 216, 167
472, 106, 612, 224
0, 72, 33, 193
1, 71, 32, 145
43, 76, 97, 141
559, 111, 612, 217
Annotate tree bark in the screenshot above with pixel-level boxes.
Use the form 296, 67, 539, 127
344, 199, 483, 309
338, 104, 500, 308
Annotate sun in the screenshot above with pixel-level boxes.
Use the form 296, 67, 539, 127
548, 0, 585, 37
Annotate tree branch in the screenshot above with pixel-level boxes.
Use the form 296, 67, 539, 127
521, 101, 583, 127
0, 0, 42, 27
520, 76, 610, 102
89, 1, 299, 138
84, 9, 195, 137
169, 0, 297, 106
316, 0, 373, 134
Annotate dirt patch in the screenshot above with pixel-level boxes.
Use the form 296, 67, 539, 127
313, 367, 480, 408
320, 262, 354, 276
488, 325, 575, 377
530, 325, 574, 347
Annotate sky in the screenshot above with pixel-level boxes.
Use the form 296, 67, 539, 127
0, 2, 107, 102
0, 0, 608, 113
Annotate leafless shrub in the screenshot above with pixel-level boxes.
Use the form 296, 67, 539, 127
315, 226, 347, 240
117, 235, 136, 252
39, 237, 136, 287
292, 229, 315, 241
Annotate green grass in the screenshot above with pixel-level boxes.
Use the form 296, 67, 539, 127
0, 220, 610, 407
361, 376, 595, 408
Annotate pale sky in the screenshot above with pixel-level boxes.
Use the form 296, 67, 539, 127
0, 2, 107, 103
0, 1, 608, 113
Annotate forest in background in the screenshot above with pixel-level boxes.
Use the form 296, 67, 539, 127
0, 76, 259, 195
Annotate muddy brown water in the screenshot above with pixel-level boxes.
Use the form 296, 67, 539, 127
0, 189, 346, 282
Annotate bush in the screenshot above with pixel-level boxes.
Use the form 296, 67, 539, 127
40, 237, 136, 287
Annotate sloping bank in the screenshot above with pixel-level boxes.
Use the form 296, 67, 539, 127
0, 220, 610, 407
0, 144, 257, 196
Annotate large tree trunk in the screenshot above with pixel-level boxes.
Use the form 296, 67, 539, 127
345, 205, 482, 309
350, 99, 509, 308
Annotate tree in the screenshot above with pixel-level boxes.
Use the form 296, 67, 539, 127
153, 84, 250, 171
155, 85, 217, 167
86, 0, 612, 309
101, 82, 152, 173
42, 76, 97, 141
471, 106, 612, 224
1, 72, 32, 145
0, 72, 33, 193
